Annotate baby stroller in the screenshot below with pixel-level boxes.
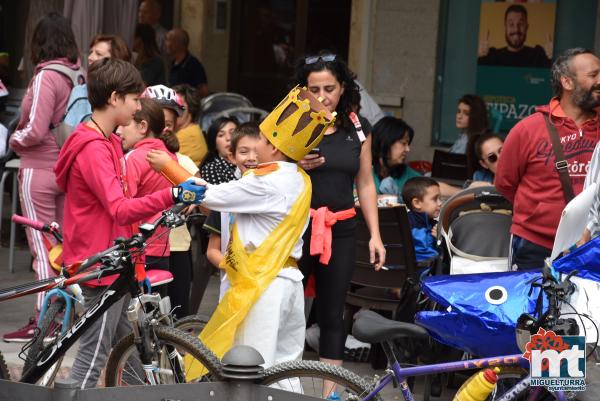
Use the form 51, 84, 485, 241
199, 92, 268, 131
437, 185, 513, 275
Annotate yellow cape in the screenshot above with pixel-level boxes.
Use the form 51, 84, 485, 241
185, 167, 311, 379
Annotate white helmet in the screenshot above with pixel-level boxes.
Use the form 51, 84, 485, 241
142, 85, 185, 116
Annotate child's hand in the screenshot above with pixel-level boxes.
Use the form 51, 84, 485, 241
146, 149, 172, 172
174, 179, 207, 204
191, 177, 208, 186
576, 228, 591, 248
431, 224, 438, 238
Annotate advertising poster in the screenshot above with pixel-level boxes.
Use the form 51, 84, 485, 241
476, 1, 556, 133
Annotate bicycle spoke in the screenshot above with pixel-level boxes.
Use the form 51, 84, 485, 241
164, 345, 185, 383
122, 360, 146, 385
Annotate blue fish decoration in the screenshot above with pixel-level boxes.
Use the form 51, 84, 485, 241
553, 235, 600, 280
415, 270, 544, 357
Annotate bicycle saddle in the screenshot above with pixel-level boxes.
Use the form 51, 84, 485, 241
352, 309, 429, 344
146, 269, 173, 287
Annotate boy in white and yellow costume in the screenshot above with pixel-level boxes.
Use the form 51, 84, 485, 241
183, 86, 335, 376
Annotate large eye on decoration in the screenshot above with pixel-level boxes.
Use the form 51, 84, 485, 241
485, 286, 508, 305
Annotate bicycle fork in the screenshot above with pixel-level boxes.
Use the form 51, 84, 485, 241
38, 288, 79, 335
126, 294, 184, 384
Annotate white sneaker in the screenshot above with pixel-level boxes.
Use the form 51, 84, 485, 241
345, 334, 371, 350
344, 334, 371, 362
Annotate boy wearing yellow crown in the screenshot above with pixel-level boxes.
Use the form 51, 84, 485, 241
167, 86, 335, 374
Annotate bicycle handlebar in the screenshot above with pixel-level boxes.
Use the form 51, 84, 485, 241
74, 203, 187, 275
12, 214, 47, 232
518, 263, 581, 340
76, 243, 124, 273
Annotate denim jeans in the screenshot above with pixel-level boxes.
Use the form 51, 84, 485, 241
511, 235, 551, 270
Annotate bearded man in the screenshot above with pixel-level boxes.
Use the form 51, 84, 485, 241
478, 4, 551, 68
495, 48, 600, 269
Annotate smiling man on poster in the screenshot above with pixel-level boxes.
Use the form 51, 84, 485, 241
478, 4, 551, 68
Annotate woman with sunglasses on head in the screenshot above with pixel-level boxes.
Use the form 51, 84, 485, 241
295, 52, 386, 379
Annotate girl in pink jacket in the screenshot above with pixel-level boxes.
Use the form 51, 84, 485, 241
119, 98, 178, 281
4, 13, 81, 342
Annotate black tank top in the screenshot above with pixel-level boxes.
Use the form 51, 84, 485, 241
308, 115, 371, 233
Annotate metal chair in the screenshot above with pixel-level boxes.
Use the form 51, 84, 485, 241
0, 113, 21, 272
345, 205, 419, 320
211, 106, 269, 124
431, 149, 469, 182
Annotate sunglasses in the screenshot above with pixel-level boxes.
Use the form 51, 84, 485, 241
305, 54, 336, 64
485, 150, 502, 164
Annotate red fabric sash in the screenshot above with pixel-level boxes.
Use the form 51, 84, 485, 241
309, 206, 356, 265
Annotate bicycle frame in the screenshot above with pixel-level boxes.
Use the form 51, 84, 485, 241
19, 263, 141, 384
361, 341, 568, 401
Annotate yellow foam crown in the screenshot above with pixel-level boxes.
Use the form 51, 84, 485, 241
259, 86, 336, 161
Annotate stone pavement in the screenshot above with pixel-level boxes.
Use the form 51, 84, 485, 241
0, 246, 456, 400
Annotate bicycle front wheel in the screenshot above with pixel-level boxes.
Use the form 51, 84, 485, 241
104, 325, 222, 386
22, 297, 74, 386
261, 360, 382, 400
174, 314, 208, 338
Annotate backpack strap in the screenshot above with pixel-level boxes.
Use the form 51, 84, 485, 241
41, 65, 86, 136
41, 64, 85, 86
543, 113, 575, 203
349, 112, 367, 143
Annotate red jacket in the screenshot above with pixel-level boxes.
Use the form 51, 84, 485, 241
495, 98, 600, 249
54, 124, 174, 286
125, 138, 177, 257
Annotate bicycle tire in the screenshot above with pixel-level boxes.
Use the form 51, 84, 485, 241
174, 314, 208, 338
0, 351, 10, 380
104, 325, 223, 386
22, 298, 73, 386
261, 360, 383, 401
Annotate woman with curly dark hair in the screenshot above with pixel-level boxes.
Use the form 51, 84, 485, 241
4, 12, 81, 342
294, 51, 386, 378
